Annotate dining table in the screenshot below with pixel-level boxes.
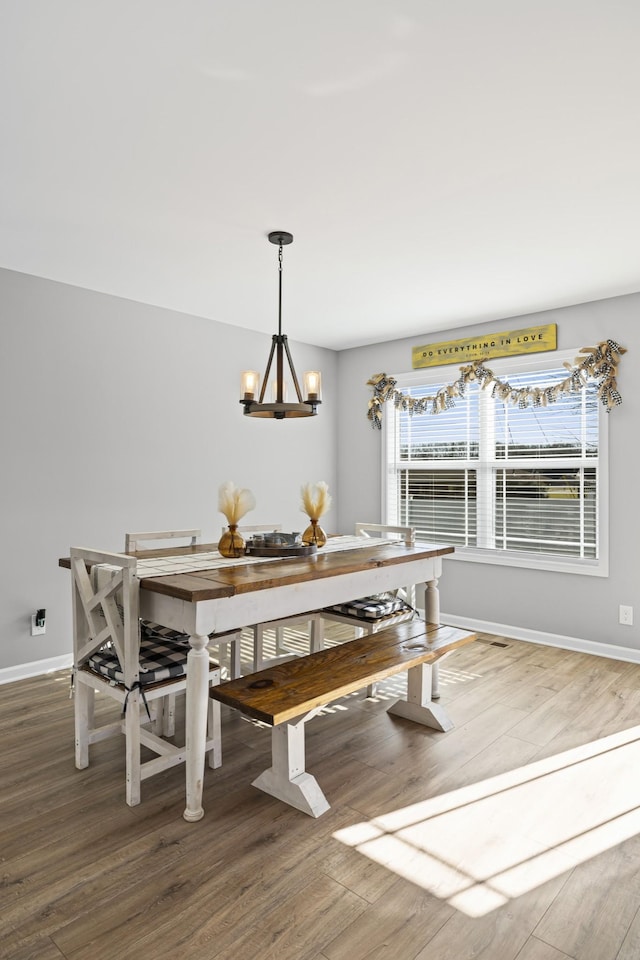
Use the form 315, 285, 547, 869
120, 535, 455, 821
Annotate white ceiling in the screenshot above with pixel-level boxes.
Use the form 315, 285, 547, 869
2, 1, 640, 350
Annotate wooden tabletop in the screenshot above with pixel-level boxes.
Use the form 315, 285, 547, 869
59, 540, 454, 603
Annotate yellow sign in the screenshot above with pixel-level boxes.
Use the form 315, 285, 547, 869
412, 323, 557, 369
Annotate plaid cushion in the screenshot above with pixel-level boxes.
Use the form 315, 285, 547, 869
141, 621, 238, 647
87, 636, 189, 685
324, 595, 413, 621
141, 620, 190, 646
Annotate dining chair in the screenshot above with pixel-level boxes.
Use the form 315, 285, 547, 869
235, 524, 323, 672
125, 529, 242, 681
70, 546, 231, 806
321, 523, 419, 695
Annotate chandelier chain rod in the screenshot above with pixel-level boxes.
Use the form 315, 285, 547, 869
277, 242, 283, 338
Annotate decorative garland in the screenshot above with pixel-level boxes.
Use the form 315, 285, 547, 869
367, 339, 626, 429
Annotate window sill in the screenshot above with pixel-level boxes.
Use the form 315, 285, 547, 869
436, 545, 609, 577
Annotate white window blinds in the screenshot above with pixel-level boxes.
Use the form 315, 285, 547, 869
384, 352, 607, 575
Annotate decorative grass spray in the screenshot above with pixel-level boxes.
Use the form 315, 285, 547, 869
217, 481, 256, 557
300, 481, 332, 547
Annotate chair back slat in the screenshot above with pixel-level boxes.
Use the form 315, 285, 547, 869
70, 548, 140, 684
125, 529, 200, 552
93, 568, 128, 672
355, 522, 415, 546
354, 523, 416, 606
71, 556, 114, 663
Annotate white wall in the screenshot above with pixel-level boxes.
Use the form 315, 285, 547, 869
0, 268, 338, 672
336, 295, 640, 655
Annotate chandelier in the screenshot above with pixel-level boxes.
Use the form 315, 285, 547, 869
240, 231, 322, 419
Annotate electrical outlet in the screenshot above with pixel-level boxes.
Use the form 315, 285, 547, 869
619, 605, 634, 626
30, 614, 46, 636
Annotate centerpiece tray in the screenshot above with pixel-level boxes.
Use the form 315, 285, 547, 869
245, 543, 318, 558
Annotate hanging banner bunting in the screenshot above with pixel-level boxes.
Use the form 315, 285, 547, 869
368, 339, 626, 429
412, 323, 557, 369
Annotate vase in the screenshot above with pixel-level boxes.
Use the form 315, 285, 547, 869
301, 518, 327, 547
218, 524, 246, 558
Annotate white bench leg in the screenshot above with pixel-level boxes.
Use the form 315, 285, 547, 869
388, 662, 454, 732
252, 717, 330, 818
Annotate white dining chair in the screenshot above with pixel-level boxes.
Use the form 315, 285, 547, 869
125, 529, 242, 681
320, 523, 419, 695
70, 547, 233, 806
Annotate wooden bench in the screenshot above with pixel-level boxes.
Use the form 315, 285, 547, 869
210, 619, 476, 817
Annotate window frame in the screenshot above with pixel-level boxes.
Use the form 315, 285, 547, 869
382, 349, 609, 577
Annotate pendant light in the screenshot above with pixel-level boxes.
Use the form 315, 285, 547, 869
240, 231, 322, 419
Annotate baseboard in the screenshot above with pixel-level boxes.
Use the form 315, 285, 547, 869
441, 612, 640, 665
0, 653, 73, 686
4, 618, 639, 683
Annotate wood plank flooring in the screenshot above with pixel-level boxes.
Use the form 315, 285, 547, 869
2, 628, 640, 960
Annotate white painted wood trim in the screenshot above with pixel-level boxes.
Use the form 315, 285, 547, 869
440, 612, 640, 664
0, 654, 73, 686
6, 614, 639, 690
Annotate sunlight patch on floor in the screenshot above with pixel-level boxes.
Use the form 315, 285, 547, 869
333, 724, 640, 917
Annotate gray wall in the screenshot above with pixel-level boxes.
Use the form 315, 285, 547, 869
0, 268, 338, 671
2, 266, 639, 673
336, 295, 640, 654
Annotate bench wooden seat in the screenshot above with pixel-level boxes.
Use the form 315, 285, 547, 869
211, 620, 476, 816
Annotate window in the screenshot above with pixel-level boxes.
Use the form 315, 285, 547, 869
383, 350, 608, 576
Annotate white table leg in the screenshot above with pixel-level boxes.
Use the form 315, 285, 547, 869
309, 614, 323, 654
275, 624, 285, 656
253, 623, 265, 673
184, 631, 210, 822
425, 576, 441, 700
388, 662, 454, 732
229, 634, 241, 680
252, 715, 330, 818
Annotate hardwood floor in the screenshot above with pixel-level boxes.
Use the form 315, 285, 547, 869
3, 629, 640, 960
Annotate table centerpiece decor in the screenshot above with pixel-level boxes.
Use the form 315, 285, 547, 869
218, 481, 256, 557
300, 481, 332, 547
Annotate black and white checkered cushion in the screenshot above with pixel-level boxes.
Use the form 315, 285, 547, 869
87, 636, 189, 685
141, 620, 237, 648
324, 595, 413, 621
141, 620, 190, 646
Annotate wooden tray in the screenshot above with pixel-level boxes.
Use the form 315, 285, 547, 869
245, 544, 318, 558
